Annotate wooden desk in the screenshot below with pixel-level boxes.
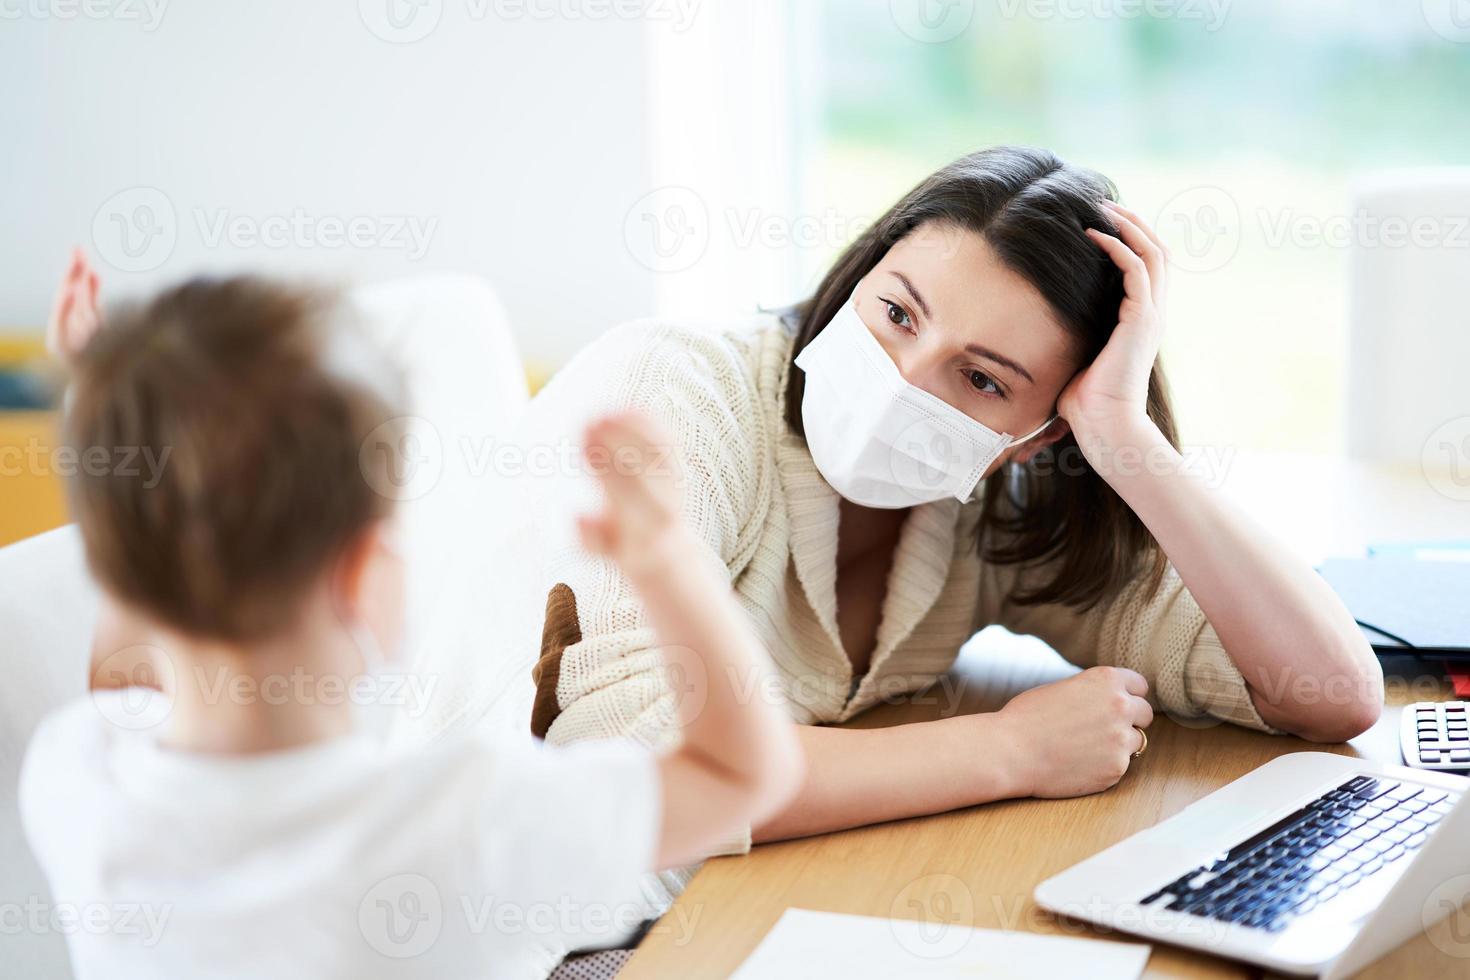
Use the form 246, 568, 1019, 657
623, 646, 1463, 978
624, 452, 1470, 978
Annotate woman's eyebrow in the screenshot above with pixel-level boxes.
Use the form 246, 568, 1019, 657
888, 268, 1034, 384
965, 343, 1034, 385
888, 271, 931, 319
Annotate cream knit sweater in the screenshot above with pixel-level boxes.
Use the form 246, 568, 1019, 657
422, 312, 1275, 908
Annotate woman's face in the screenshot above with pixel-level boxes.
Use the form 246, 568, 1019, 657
853, 220, 1079, 465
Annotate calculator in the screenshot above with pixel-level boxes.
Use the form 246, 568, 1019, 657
1400, 701, 1470, 772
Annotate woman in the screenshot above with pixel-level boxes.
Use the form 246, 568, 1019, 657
451, 146, 1381, 883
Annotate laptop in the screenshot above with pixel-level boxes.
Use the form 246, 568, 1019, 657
1034, 752, 1470, 978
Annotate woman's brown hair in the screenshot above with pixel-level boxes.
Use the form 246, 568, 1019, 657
785, 145, 1179, 610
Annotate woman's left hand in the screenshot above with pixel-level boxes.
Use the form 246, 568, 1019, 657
1057, 200, 1170, 444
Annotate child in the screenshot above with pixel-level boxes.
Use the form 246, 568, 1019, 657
20, 259, 802, 979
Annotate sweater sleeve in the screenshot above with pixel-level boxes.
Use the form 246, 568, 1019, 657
974, 537, 1281, 735
521, 321, 773, 857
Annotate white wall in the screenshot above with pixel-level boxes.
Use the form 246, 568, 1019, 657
0, 0, 663, 367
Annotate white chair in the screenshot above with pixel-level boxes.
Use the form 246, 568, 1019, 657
0, 274, 528, 979
0, 525, 95, 977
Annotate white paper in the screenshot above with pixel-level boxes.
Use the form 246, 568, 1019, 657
732, 908, 1151, 980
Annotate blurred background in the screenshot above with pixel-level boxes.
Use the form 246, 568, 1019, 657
2, 0, 1469, 545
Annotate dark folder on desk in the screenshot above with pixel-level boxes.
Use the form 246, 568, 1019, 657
1318, 558, 1470, 661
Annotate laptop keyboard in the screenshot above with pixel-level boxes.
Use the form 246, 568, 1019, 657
1138, 775, 1460, 932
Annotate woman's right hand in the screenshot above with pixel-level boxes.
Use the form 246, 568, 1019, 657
46, 247, 103, 366
995, 665, 1155, 799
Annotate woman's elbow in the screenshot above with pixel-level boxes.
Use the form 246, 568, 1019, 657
1295, 699, 1382, 743
1296, 651, 1385, 743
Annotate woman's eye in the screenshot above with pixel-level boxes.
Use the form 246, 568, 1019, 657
883, 300, 913, 330
966, 369, 1001, 396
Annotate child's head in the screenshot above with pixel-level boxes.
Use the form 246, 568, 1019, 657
65, 276, 408, 651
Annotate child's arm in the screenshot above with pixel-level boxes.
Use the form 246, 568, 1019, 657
578, 413, 803, 870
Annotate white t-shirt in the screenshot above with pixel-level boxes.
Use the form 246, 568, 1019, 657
19, 691, 661, 980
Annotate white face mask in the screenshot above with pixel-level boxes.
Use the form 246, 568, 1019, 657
794, 293, 1056, 509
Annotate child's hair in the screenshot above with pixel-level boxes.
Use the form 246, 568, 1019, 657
64, 276, 407, 642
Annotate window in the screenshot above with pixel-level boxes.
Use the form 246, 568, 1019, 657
792, 1, 1470, 453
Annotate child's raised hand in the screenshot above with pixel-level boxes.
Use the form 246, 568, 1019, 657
577, 412, 684, 579
46, 247, 103, 365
